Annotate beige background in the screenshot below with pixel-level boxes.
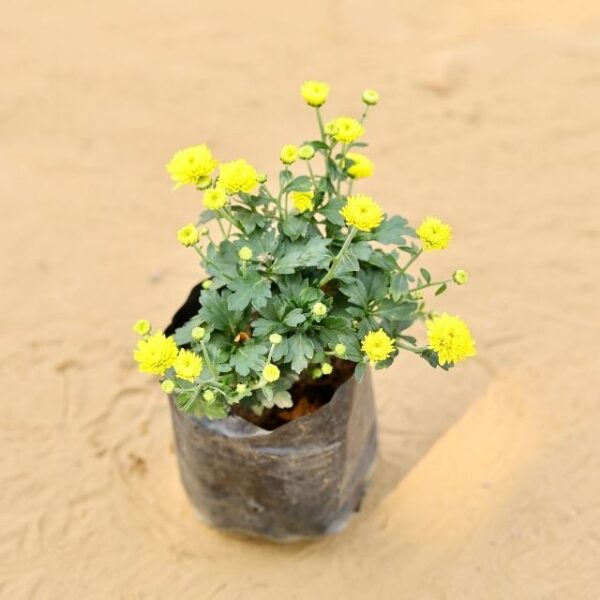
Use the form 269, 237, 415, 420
2, 1, 600, 598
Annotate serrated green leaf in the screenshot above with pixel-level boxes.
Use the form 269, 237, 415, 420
227, 274, 272, 311
372, 299, 418, 321
285, 333, 314, 373
272, 237, 331, 274
319, 197, 345, 226
372, 216, 413, 245
198, 289, 240, 331
390, 272, 409, 301
284, 175, 313, 193
282, 215, 309, 240
229, 343, 269, 376
283, 308, 306, 327
354, 362, 366, 383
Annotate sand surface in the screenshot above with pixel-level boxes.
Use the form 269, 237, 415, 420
2, 1, 600, 598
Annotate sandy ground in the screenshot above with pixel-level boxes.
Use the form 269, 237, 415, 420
2, 1, 600, 598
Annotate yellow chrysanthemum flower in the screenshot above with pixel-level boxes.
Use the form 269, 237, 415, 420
133, 332, 178, 376
325, 117, 364, 143
203, 186, 227, 210
361, 329, 395, 363
426, 313, 476, 365
263, 363, 280, 383
177, 224, 199, 247
174, 349, 204, 382
416, 217, 453, 251
218, 159, 258, 195
300, 80, 330, 107
133, 319, 151, 335
345, 152, 374, 179
340, 195, 384, 232
291, 190, 314, 213
166, 145, 218, 189
280, 144, 298, 165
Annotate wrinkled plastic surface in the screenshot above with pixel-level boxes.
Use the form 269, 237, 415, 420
169, 370, 377, 541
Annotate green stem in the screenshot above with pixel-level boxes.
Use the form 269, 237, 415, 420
399, 248, 423, 274
360, 105, 370, 124
397, 342, 428, 354
307, 161, 318, 190
200, 339, 219, 379
347, 179, 354, 196
319, 227, 357, 287
316, 107, 325, 140
216, 217, 227, 239
410, 278, 452, 294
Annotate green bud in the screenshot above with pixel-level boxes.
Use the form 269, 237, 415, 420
238, 246, 253, 261
236, 383, 247, 394
196, 175, 212, 190
269, 333, 283, 345
202, 389, 216, 403
133, 319, 151, 336
334, 343, 346, 356
256, 172, 268, 184
202, 279, 213, 289
312, 368, 323, 379
198, 226, 209, 236
161, 380, 175, 394
191, 326, 205, 341
321, 363, 333, 375
298, 145, 315, 160
312, 302, 327, 317
362, 89, 380, 105
453, 269, 469, 285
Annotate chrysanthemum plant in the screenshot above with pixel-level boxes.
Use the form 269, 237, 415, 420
133, 82, 476, 419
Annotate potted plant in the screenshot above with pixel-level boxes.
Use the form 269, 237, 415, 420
132, 81, 476, 541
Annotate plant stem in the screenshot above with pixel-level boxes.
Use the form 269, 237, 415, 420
319, 227, 357, 286
399, 248, 423, 274
360, 105, 370, 124
216, 217, 227, 239
410, 278, 452, 293
200, 339, 219, 379
397, 342, 428, 354
316, 107, 325, 140
307, 161, 318, 190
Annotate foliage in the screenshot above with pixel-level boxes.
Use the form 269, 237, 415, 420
133, 82, 476, 419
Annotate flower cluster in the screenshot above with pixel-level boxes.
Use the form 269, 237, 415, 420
135, 81, 476, 419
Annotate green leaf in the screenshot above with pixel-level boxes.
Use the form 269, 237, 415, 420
390, 273, 409, 301
372, 299, 418, 321
367, 249, 399, 271
354, 362, 366, 383
282, 215, 309, 240
283, 308, 306, 327
435, 282, 448, 296
272, 237, 331, 274
372, 216, 414, 245
173, 314, 204, 345
420, 268, 431, 284
284, 175, 313, 193
229, 343, 269, 376
227, 274, 272, 311
305, 140, 329, 151
279, 169, 293, 189
340, 279, 369, 308
285, 333, 314, 373
198, 289, 240, 331
319, 197, 345, 226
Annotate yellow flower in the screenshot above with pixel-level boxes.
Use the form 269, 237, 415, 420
174, 349, 203, 382
133, 319, 151, 335
361, 329, 395, 363
362, 89, 380, 105
312, 302, 327, 317
340, 195, 384, 232
280, 144, 298, 165
325, 117, 364, 143
345, 152, 374, 179
426, 313, 476, 365
416, 217, 452, 251
133, 332, 178, 376
291, 190, 314, 213
203, 186, 227, 210
263, 363, 280, 383
166, 145, 218, 189
300, 80, 330, 107
176, 223, 199, 247
218, 159, 258, 195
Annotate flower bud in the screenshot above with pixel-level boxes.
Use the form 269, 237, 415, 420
133, 319, 151, 335
412, 290, 424, 299
161, 380, 175, 394
191, 326, 206, 341
198, 226, 209, 236
263, 363, 280, 383
334, 343, 346, 356
312, 302, 327, 317
236, 383, 247, 394
202, 280, 213, 290
256, 172, 268, 184
453, 269, 469, 285
238, 246, 253, 261
269, 333, 283, 345
321, 363, 333, 375
280, 144, 298, 165
298, 145, 315, 160
196, 175, 212, 190
362, 89, 380, 105
312, 368, 323, 379
203, 389, 216, 402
